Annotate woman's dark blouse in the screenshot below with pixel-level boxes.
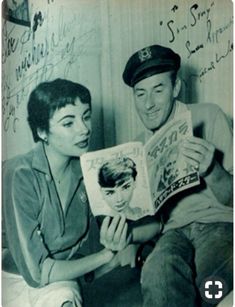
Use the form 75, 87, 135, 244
2, 143, 90, 288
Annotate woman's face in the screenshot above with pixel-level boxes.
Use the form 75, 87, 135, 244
100, 177, 136, 213
44, 98, 92, 158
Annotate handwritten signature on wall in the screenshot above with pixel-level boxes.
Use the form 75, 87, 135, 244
159, 1, 233, 87
2, 6, 97, 133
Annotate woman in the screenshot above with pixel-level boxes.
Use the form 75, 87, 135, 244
2, 79, 130, 307
98, 157, 143, 219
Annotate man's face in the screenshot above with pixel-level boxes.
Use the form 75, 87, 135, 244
100, 177, 136, 213
133, 71, 180, 132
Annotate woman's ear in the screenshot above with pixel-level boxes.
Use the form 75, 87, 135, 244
173, 77, 181, 99
37, 128, 48, 143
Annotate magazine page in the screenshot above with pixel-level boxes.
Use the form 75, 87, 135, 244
81, 142, 154, 221
144, 111, 200, 212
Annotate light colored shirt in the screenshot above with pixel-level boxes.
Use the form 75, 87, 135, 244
143, 101, 233, 232
2, 142, 91, 287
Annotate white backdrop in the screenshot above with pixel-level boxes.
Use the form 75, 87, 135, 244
2, 0, 233, 159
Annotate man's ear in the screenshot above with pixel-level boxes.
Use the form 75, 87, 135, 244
37, 128, 48, 142
173, 77, 181, 98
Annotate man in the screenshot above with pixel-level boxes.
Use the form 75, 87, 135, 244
122, 44, 233, 306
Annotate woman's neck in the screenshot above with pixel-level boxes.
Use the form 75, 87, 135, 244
44, 144, 72, 178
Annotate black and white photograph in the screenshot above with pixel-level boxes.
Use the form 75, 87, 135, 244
2, 0, 30, 27
2, 0, 233, 306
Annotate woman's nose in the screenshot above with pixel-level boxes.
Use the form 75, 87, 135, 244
116, 190, 123, 202
74, 120, 90, 135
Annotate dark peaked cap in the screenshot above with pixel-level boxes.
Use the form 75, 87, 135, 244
122, 45, 181, 87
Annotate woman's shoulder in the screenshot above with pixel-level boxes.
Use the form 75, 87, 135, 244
3, 149, 35, 178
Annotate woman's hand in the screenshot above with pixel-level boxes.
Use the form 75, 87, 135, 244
182, 136, 215, 177
100, 215, 131, 251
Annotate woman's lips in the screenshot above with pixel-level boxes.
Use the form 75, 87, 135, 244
115, 202, 127, 211
75, 139, 89, 148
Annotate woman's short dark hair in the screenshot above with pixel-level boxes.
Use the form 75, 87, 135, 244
98, 157, 137, 188
27, 78, 91, 142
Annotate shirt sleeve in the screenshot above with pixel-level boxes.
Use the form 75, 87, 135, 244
208, 105, 233, 174
3, 161, 51, 287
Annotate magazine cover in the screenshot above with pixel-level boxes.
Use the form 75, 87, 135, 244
81, 111, 200, 220
2, 0, 233, 306
81, 142, 154, 221
145, 111, 200, 210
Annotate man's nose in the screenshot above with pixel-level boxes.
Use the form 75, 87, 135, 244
146, 93, 155, 109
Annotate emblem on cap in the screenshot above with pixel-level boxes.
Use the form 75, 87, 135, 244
138, 47, 152, 62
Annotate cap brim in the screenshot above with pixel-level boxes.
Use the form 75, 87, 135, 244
131, 59, 177, 86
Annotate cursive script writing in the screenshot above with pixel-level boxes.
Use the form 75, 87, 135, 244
161, 1, 215, 43
186, 40, 204, 58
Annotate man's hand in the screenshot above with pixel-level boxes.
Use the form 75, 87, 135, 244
182, 136, 215, 177
100, 215, 131, 251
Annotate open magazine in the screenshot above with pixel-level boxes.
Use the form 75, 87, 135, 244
81, 111, 200, 221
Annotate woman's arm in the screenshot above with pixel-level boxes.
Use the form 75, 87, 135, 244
44, 248, 115, 284
100, 214, 161, 245
45, 215, 132, 283
130, 216, 162, 243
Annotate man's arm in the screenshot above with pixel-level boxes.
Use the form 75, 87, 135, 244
204, 160, 232, 206
128, 215, 162, 243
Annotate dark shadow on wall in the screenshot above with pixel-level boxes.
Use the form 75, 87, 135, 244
179, 63, 201, 104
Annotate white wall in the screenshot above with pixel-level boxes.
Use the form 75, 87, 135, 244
2, 0, 233, 159
104, 0, 233, 144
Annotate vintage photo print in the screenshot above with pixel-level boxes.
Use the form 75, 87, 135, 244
2, 1, 233, 306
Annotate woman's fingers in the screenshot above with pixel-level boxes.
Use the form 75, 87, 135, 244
100, 215, 129, 251
100, 216, 111, 240
113, 215, 126, 244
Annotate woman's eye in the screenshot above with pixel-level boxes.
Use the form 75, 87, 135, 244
83, 114, 91, 121
63, 121, 73, 127
123, 183, 131, 190
105, 190, 114, 196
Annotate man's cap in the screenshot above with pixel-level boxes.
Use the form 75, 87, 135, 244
122, 45, 181, 87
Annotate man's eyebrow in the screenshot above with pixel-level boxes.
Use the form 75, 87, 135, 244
135, 82, 163, 91
153, 83, 163, 88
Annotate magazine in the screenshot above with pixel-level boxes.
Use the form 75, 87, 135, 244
81, 111, 200, 221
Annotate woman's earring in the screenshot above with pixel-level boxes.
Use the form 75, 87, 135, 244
44, 137, 48, 144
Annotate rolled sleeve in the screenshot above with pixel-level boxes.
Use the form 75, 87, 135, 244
40, 258, 56, 286
212, 106, 233, 174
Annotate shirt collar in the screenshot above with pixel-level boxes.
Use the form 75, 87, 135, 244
32, 142, 51, 176
32, 142, 83, 181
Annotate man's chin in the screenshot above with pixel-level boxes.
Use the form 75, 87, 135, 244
145, 122, 161, 132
